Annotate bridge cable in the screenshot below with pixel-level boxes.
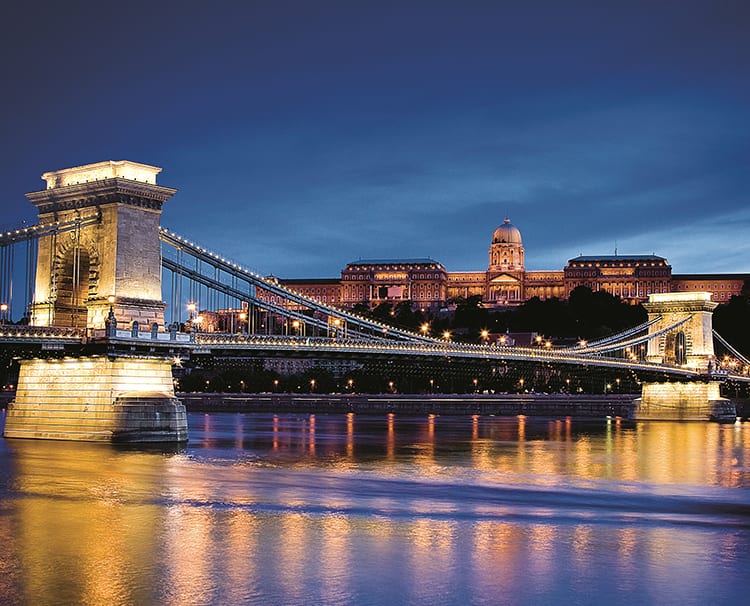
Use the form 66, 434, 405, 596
713, 330, 750, 366
160, 228, 436, 343
578, 315, 692, 356
568, 317, 662, 350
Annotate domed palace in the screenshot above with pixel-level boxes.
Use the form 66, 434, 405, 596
445, 217, 565, 307
275, 218, 747, 312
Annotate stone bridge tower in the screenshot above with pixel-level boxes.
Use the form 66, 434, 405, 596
636, 292, 734, 422
643, 292, 717, 371
4, 160, 187, 443
27, 160, 175, 329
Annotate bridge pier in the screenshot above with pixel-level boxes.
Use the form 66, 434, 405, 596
3, 356, 187, 442
634, 381, 735, 422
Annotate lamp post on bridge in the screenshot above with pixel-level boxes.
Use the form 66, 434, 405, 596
105, 295, 117, 336
187, 302, 196, 332
0, 303, 7, 325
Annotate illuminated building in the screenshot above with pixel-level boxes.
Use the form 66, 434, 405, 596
272, 218, 747, 311
563, 255, 671, 301
670, 274, 747, 303
341, 259, 447, 311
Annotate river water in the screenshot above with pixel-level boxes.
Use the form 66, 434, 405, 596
1, 410, 749, 605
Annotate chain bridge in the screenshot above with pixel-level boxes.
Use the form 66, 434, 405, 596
1, 161, 748, 442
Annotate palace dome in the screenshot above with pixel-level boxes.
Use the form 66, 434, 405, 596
492, 218, 522, 245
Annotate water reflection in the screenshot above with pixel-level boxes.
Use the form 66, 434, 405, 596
6, 439, 177, 605
0, 413, 749, 605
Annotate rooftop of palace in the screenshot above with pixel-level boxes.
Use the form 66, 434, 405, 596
672, 273, 750, 280
567, 254, 668, 264
345, 258, 445, 268
280, 278, 342, 285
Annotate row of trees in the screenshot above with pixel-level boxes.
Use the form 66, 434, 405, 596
353, 286, 649, 344
350, 284, 750, 356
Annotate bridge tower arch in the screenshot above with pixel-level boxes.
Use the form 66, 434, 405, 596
44, 230, 101, 328
27, 160, 175, 329
636, 292, 734, 422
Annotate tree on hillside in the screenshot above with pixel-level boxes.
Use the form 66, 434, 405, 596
452, 295, 488, 332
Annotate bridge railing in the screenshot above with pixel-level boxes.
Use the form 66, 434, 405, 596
0, 325, 86, 339
191, 332, 709, 375
88, 327, 193, 343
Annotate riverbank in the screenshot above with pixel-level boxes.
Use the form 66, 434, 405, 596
3, 391, 747, 419
177, 392, 638, 418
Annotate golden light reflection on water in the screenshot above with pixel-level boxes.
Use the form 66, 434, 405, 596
8, 440, 168, 605
2, 414, 749, 605
277, 512, 313, 602
319, 514, 353, 603
407, 519, 458, 599
347, 412, 355, 459
163, 506, 216, 605
386, 412, 395, 461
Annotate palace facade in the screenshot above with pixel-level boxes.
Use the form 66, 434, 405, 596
275, 218, 747, 310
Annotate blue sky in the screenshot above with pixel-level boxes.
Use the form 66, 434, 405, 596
2, 1, 748, 277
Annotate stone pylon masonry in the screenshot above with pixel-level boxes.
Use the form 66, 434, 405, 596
4, 161, 187, 442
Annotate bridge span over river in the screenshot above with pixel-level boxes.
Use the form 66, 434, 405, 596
1, 161, 748, 442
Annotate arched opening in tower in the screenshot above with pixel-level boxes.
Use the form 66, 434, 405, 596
55, 247, 91, 328
675, 331, 686, 366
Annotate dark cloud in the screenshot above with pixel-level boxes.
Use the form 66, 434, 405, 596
1, 1, 748, 278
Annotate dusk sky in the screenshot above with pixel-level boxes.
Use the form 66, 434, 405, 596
2, 1, 748, 278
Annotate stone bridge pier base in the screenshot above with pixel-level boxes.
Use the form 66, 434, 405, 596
635, 381, 735, 422
3, 357, 188, 442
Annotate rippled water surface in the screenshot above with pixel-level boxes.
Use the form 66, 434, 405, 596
1, 410, 749, 605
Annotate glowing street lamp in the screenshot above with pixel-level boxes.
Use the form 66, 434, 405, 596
310, 378, 316, 393
239, 311, 247, 334
331, 317, 342, 338
420, 322, 430, 336
442, 330, 451, 341
0, 303, 8, 324
480, 329, 489, 344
